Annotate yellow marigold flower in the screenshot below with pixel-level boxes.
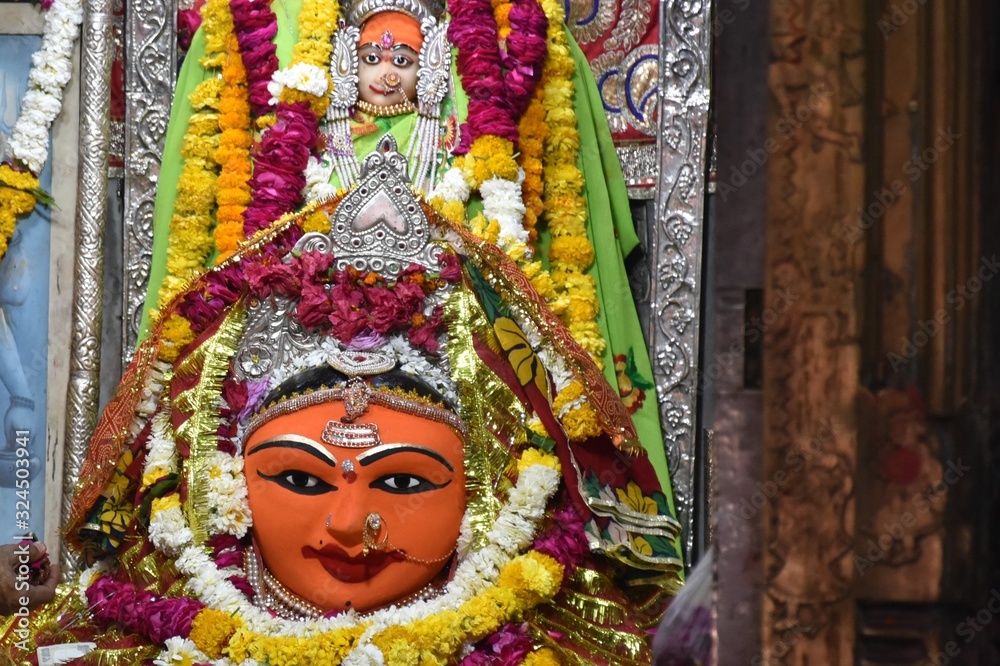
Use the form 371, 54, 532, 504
441, 199, 467, 223
549, 236, 594, 269
188, 79, 224, 110
566, 297, 597, 324
141, 468, 170, 489
552, 381, 585, 412
518, 447, 561, 473
256, 114, 277, 129
190, 609, 242, 659
527, 416, 548, 439
151, 493, 181, 512
159, 314, 195, 362
302, 209, 331, 234
524, 648, 563, 666
498, 552, 564, 601
561, 402, 602, 440
379, 639, 420, 665
0, 165, 40, 190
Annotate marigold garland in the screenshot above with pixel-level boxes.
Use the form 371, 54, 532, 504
0, 166, 40, 262
516, 88, 547, 246
493, 0, 512, 41
277, 0, 337, 117
213, 35, 252, 259
157, 0, 231, 308
537, 0, 601, 363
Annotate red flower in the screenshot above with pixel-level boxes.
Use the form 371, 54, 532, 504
407, 305, 444, 353
297, 282, 334, 329
366, 286, 410, 333
245, 260, 299, 299
292, 250, 336, 283
437, 252, 462, 282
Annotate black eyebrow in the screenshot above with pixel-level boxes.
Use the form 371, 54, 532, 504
247, 439, 338, 468
357, 445, 454, 472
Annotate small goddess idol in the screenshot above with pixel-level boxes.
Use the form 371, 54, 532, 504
1, 139, 682, 664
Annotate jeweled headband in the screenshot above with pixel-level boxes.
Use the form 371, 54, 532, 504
242, 379, 466, 446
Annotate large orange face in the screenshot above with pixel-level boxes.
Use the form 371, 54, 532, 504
243, 400, 465, 613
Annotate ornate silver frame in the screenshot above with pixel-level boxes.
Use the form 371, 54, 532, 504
111, 0, 714, 564
61, 0, 115, 575
648, 0, 712, 562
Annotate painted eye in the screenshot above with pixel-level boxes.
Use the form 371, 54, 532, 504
363, 53, 380, 65
259, 470, 335, 495
392, 54, 413, 67
371, 474, 449, 494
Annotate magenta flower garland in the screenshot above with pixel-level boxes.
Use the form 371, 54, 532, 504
448, 0, 517, 153
229, 0, 281, 118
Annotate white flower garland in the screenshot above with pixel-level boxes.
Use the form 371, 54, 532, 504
431, 166, 531, 259
302, 154, 338, 203
267, 63, 329, 105
429, 166, 470, 203
142, 407, 179, 485
7, 0, 83, 174
480, 169, 528, 251
204, 450, 252, 538
154, 637, 212, 666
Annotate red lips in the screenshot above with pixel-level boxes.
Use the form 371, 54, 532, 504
303, 544, 403, 583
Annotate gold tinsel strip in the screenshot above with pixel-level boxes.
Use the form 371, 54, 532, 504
175, 303, 246, 543
445, 289, 525, 547
529, 614, 651, 666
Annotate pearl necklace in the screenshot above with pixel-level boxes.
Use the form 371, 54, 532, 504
244, 544, 447, 620
356, 99, 416, 118
245, 544, 324, 620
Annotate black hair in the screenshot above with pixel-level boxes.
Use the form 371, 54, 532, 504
260, 364, 455, 412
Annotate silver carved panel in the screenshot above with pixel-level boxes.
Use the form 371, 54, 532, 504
122, 0, 176, 360
648, 0, 712, 564
62, 0, 114, 575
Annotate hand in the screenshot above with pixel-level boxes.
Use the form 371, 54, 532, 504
0, 542, 60, 615
4, 403, 33, 452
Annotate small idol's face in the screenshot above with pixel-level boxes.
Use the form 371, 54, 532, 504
357, 42, 419, 107
244, 401, 465, 613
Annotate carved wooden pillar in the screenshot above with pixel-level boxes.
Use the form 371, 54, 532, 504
761, 0, 865, 662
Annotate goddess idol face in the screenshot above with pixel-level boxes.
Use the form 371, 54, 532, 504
243, 399, 465, 613
356, 12, 422, 109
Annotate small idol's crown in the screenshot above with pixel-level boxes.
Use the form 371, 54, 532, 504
341, 0, 445, 26
294, 134, 443, 278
